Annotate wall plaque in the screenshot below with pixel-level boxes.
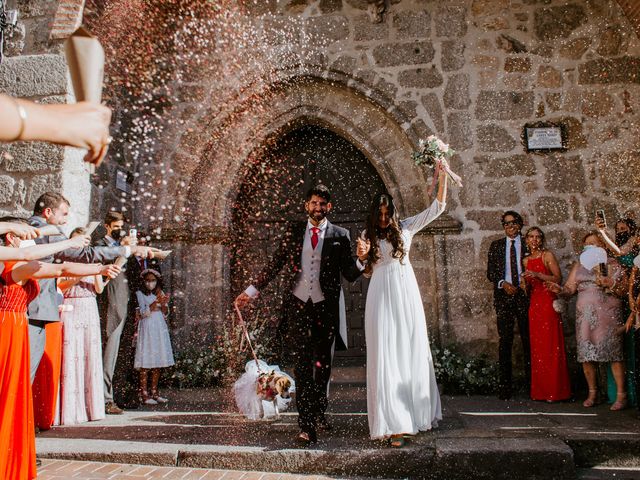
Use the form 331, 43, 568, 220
523, 122, 566, 152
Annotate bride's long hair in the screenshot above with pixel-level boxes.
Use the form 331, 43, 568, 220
364, 193, 406, 270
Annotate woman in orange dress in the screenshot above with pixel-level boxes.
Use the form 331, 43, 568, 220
0, 223, 120, 480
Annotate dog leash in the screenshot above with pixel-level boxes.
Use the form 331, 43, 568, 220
233, 301, 262, 372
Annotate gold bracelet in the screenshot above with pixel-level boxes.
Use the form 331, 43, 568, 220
11, 98, 27, 141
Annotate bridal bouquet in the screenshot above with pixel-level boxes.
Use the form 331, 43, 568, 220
412, 136, 463, 187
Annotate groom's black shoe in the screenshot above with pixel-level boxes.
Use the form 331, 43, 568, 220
296, 430, 317, 446
317, 414, 332, 432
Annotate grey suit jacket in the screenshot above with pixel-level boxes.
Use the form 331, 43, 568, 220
94, 236, 132, 337
27, 215, 125, 322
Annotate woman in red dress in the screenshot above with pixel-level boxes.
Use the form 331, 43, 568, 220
0, 224, 120, 480
522, 227, 572, 402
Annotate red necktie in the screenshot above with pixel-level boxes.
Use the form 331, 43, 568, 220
311, 227, 320, 250
139, 258, 146, 270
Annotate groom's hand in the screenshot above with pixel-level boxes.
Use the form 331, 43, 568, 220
356, 237, 370, 260
235, 292, 252, 309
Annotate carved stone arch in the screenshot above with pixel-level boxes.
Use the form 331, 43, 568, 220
183, 76, 431, 230
163, 74, 458, 350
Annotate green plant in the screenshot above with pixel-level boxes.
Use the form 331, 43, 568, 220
170, 310, 279, 389
431, 345, 499, 395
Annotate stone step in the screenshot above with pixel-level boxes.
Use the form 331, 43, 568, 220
330, 365, 366, 384
38, 436, 575, 480
36, 390, 640, 480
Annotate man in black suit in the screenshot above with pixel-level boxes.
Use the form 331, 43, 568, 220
95, 211, 145, 413
236, 185, 367, 445
486, 210, 531, 400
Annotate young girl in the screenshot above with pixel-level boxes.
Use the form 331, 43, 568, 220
134, 269, 175, 405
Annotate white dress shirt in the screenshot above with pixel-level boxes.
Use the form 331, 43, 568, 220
291, 219, 327, 303
503, 235, 523, 286
245, 218, 364, 300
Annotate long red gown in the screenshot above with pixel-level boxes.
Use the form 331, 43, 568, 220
526, 256, 571, 401
0, 262, 39, 480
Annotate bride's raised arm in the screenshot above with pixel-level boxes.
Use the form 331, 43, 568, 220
401, 168, 448, 235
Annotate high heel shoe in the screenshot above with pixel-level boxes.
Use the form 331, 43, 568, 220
610, 392, 627, 411
583, 389, 597, 407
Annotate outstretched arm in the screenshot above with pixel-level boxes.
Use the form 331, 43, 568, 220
236, 223, 299, 308
339, 231, 363, 283
0, 235, 90, 262
401, 169, 448, 235
0, 222, 39, 239
0, 94, 112, 166
11, 261, 121, 284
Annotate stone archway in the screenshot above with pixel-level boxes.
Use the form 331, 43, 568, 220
229, 124, 387, 363
160, 76, 449, 349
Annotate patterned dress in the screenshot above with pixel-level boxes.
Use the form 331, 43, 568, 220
575, 261, 624, 363
0, 262, 39, 480
58, 276, 105, 424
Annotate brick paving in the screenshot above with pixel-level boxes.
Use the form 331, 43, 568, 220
38, 459, 346, 480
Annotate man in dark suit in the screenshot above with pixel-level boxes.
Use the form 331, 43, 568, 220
486, 210, 531, 400
236, 185, 367, 445
94, 211, 139, 413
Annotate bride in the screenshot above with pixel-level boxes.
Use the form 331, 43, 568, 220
359, 168, 448, 447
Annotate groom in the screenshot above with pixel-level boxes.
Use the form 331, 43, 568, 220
236, 184, 367, 445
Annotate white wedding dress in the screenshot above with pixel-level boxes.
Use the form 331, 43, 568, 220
365, 198, 444, 439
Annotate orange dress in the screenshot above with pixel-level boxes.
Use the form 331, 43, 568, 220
32, 322, 62, 430
0, 262, 39, 480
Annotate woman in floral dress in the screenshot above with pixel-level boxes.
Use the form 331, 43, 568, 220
548, 232, 628, 410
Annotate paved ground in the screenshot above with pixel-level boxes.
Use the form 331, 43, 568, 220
37, 459, 351, 479
36, 384, 640, 479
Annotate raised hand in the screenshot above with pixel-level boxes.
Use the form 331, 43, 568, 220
53, 102, 112, 166
0, 222, 40, 240
68, 234, 91, 248
356, 237, 370, 261
131, 246, 154, 259
235, 292, 252, 309
101, 264, 122, 279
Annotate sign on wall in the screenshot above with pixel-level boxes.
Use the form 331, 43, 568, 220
523, 122, 567, 152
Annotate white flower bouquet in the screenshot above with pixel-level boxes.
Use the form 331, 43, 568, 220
412, 135, 463, 187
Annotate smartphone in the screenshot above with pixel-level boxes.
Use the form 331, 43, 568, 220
599, 262, 608, 277
596, 209, 607, 229
129, 228, 138, 245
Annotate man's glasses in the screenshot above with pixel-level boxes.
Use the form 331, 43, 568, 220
502, 220, 519, 227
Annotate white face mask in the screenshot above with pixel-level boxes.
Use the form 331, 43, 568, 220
145, 281, 157, 291
19, 239, 36, 248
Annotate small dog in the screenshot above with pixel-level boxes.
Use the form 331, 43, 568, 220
256, 370, 293, 418
234, 360, 295, 420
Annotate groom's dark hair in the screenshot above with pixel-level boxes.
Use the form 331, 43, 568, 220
306, 184, 331, 202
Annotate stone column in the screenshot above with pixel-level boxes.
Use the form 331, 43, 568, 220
0, 54, 90, 228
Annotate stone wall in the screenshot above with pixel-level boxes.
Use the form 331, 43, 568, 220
0, 0, 91, 230
132, 0, 640, 356
5, 0, 639, 360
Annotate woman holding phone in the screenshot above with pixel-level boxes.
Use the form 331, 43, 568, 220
547, 232, 628, 409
